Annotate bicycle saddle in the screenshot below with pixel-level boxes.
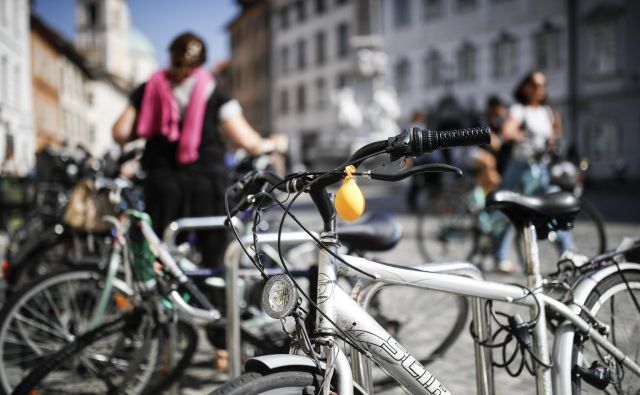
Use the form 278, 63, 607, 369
486, 190, 580, 239
337, 211, 402, 252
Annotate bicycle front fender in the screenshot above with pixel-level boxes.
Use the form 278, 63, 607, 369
245, 354, 365, 395
552, 261, 640, 395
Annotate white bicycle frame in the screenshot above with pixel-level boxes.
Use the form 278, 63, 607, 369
309, 223, 640, 395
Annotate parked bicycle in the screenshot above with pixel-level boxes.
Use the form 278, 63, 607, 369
2, 177, 467, 394
416, 155, 606, 269
207, 126, 640, 394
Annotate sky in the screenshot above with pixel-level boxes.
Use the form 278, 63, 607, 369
32, 0, 240, 69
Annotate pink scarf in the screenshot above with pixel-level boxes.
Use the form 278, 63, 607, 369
136, 68, 213, 165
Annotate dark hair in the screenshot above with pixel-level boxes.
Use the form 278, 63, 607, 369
513, 70, 546, 105
486, 95, 505, 109
169, 32, 207, 68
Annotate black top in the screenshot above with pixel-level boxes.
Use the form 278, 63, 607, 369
130, 83, 230, 176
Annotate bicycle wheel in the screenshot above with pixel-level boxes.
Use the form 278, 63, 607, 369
0, 266, 158, 394
210, 371, 337, 395
416, 184, 484, 263
367, 285, 468, 387
571, 269, 640, 394
572, 198, 607, 256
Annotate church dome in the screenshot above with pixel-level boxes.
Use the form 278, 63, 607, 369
128, 28, 155, 56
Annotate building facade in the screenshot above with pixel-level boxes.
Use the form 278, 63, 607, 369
381, 0, 639, 180
31, 14, 129, 157
572, 0, 640, 180
228, 0, 272, 135
0, 0, 34, 174
270, 0, 356, 166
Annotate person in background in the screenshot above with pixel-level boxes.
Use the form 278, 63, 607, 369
493, 70, 573, 273
112, 32, 280, 268
406, 110, 445, 212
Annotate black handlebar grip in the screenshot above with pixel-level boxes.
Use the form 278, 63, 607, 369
420, 127, 491, 153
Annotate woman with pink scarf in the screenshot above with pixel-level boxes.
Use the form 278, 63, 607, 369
112, 32, 275, 268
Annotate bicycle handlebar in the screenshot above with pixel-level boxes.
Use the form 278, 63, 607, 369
226, 126, 490, 216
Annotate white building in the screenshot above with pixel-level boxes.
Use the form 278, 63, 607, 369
0, 0, 34, 175
381, 0, 639, 180
271, 0, 356, 167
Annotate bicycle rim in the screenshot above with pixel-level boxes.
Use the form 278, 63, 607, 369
0, 267, 148, 394
573, 271, 640, 394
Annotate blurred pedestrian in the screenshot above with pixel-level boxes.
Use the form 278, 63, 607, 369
493, 70, 573, 272
112, 32, 279, 268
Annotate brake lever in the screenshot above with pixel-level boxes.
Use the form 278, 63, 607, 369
368, 163, 463, 181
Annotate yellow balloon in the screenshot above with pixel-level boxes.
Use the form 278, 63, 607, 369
335, 166, 365, 222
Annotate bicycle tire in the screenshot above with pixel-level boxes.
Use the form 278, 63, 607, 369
210, 371, 335, 395
0, 265, 157, 394
576, 197, 607, 255
416, 183, 491, 265
571, 269, 640, 394
142, 320, 199, 395
10, 316, 128, 395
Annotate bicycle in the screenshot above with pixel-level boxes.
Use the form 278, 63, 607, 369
210, 126, 640, 394
3, 172, 470, 393
416, 156, 607, 268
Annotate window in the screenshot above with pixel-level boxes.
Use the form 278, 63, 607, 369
394, 0, 411, 27
424, 51, 442, 86
316, 77, 327, 109
492, 33, 518, 79
456, 0, 477, 12
1, 56, 7, 103
87, 3, 98, 28
423, 0, 442, 21
587, 19, 618, 76
315, 31, 326, 65
0, 0, 6, 27
337, 72, 349, 89
295, 0, 306, 22
12, 0, 19, 36
13, 64, 19, 108
394, 58, 411, 93
315, 0, 326, 14
280, 46, 289, 74
586, 119, 620, 163
457, 43, 476, 82
534, 23, 561, 70
296, 39, 306, 70
279, 89, 289, 114
337, 23, 349, 58
279, 6, 289, 30
296, 84, 306, 113
336, 0, 348, 5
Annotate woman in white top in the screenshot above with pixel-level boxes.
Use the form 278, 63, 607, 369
493, 70, 572, 272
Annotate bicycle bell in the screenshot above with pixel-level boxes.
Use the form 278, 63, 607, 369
262, 274, 299, 319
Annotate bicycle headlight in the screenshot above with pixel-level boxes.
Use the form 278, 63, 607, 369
262, 275, 298, 319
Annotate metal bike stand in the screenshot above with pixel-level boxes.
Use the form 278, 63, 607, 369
224, 231, 317, 378
161, 216, 238, 395
351, 262, 495, 395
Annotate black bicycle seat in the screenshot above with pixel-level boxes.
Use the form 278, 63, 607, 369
337, 211, 402, 252
486, 190, 580, 239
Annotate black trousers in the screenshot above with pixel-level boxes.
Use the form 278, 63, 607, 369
144, 169, 229, 269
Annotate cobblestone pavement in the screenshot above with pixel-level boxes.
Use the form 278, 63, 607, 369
178, 202, 639, 395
